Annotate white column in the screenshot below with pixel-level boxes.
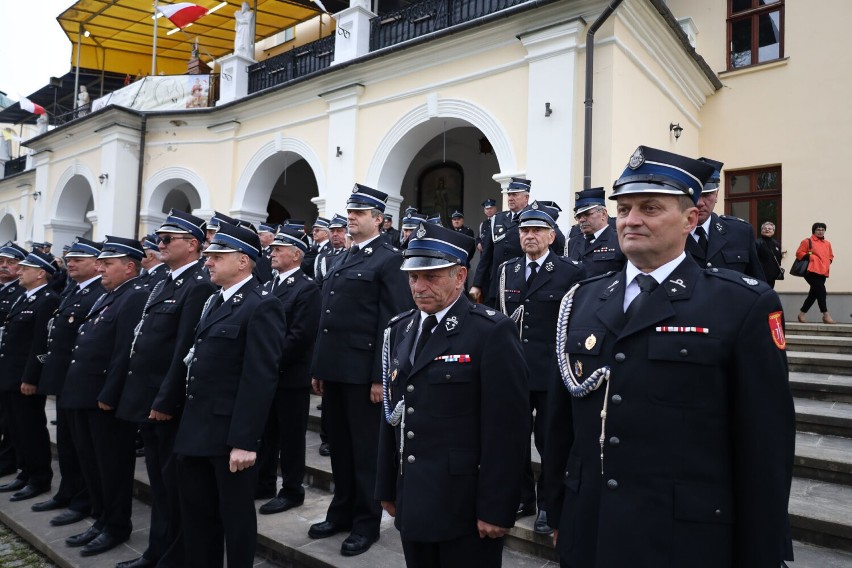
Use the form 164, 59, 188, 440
519, 18, 586, 229
216, 53, 257, 106
332, 0, 376, 65
320, 84, 365, 214
96, 125, 142, 236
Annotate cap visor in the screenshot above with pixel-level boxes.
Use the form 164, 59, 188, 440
400, 257, 458, 271
204, 243, 240, 254
609, 183, 690, 200
519, 220, 553, 229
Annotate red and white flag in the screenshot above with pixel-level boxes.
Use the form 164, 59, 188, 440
18, 96, 46, 115
158, 3, 209, 29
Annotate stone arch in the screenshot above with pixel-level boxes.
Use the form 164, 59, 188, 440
0, 211, 18, 243
140, 166, 211, 233
231, 136, 326, 226
46, 165, 97, 247
366, 97, 517, 206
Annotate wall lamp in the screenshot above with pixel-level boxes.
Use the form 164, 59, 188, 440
336, 146, 343, 157
98, 173, 109, 184
669, 122, 683, 141
544, 102, 552, 117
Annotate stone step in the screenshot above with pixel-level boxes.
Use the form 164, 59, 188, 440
795, 398, 852, 438
790, 372, 852, 404
794, 432, 852, 486
788, 351, 852, 376
787, 335, 852, 355
786, 322, 852, 338
789, 477, 852, 554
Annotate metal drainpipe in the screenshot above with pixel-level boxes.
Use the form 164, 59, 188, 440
583, 0, 625, 190
133, 114, 147, 240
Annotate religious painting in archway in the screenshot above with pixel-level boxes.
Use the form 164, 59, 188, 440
417, 162, 463, 225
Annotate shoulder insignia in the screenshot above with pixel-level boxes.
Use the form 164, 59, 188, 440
580, 270, 618, 286
261, 290, 269, 295
742, 276, 759, 286
705, 267, 765, 293
720, 214, 749, 225
769, 311, 786, 350
388, 309, 416, 326
363, 247, 373, 256
134, 285, 143, 290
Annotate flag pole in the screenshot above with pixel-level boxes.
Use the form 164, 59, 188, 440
152, 0, 159, 76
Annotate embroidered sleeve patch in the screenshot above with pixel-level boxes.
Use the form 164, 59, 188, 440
768, 311, 786, 350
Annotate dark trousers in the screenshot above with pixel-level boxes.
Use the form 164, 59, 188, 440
176, 454, 258, 568
402, 533, 504, 568
140, 419, 183, 567
802, 272, 828, 313
69, 408, 136, 538
257, 386, 310, 500
520, 389, 547, 509
53, 405, 90, 513
0, 401, 17, 474
319, 392, 328, 444
323, 381, 382, 538
1, 391, 52, 488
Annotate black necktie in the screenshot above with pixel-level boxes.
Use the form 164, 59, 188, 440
584, 233, 595, 252
626, 274, 658, 320
350, 244, 360, 255
527, 261, 539, 288
695, 226, 709, 255
414, 315, 437, 362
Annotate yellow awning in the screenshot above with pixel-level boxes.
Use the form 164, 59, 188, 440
57, 0, 325, 76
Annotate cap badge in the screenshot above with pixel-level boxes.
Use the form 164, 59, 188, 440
351, 185, 359, 194
445, 315, 458, 331
363, 247, 373, 256
514, 263, 521, 273
628, 147, 645, 170
574, 359, 583, 378
584, 333, 597, 350
742, 277, 759, 286
416, 225, 427, 239
531, 202, 539, 210
545, 261, 554, 272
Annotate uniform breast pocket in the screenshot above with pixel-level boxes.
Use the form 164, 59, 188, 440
344, 270, 376, 296
647, 334, 721, 405
721, 249, 748, 265
535, 289, 564, 303
425, 366, 477, 417
208, 324, 240, 340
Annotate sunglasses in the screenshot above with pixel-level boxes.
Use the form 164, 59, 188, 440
158, 235, 194, 245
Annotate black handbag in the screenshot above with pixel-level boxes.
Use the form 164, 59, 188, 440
790, 238, 811, 277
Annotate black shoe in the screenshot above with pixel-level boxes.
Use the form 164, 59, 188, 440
32, 497, 67, 512
51, 509, 88, 527
533, 510, 553, 535
0, 478, 26, 492
66, 525, 101, 547
308, 520, 350, 539
81, 531, 128, 556
516, 502, 536, 518
318, 443, 331, 457
259, 496, 304, 515
340, 533, 378, 557
116, 555, 157, 568
10, 484, 50, 502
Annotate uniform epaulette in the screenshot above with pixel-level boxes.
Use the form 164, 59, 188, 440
719, 214, 749, 225
577, 270, 617, 286
554, 255, 581, 267
302, 273, 314, 281
388, 309, 416, 327
469, 303, 502, 322
704, 267, 767, 293
380, 242, 399, 253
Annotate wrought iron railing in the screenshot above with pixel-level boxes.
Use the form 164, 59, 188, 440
3, 156, 27, 178
248, 35, 336, 94
370, 0, 529, 51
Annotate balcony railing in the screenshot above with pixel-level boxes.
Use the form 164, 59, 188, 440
3, 156, 27, 178
371, 0, 529, 51
248, 35, 336, 94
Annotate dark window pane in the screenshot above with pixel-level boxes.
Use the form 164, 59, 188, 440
730, 201, 751, 223
757, 11, 781, 63
759, 0, 781, 6
728, 174, 751, 195
756, 170, 779, 191
731, 18, 753, 68
757, 198, 779, 227
732, 0, 752, 14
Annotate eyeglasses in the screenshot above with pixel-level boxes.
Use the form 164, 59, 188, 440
158, 235, 194, 245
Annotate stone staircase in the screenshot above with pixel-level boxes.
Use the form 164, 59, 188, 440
786, 323, 852, 558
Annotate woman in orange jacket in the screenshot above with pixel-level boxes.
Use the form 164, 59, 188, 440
797, 222, 836, 324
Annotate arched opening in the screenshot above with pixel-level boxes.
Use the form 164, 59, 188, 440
0, 214, 17, 243
141, 177, 204, 234
240, 150, 319, 226
47, 174, 95, 249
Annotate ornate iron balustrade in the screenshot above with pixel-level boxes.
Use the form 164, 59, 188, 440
248, 35, 336, 94
371, 0, 529, 51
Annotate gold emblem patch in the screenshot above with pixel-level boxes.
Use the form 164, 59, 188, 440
585, 334, 597, 350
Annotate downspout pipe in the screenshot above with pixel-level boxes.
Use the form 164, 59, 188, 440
583, 0, 624, 190
133, 114, 147, 240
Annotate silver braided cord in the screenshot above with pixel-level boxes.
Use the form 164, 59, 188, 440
130, 278, 166, 358
381, 326, 405, 426
499, 263, 525, 339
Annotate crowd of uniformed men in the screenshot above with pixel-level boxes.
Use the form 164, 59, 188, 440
0, 145, 793, 568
